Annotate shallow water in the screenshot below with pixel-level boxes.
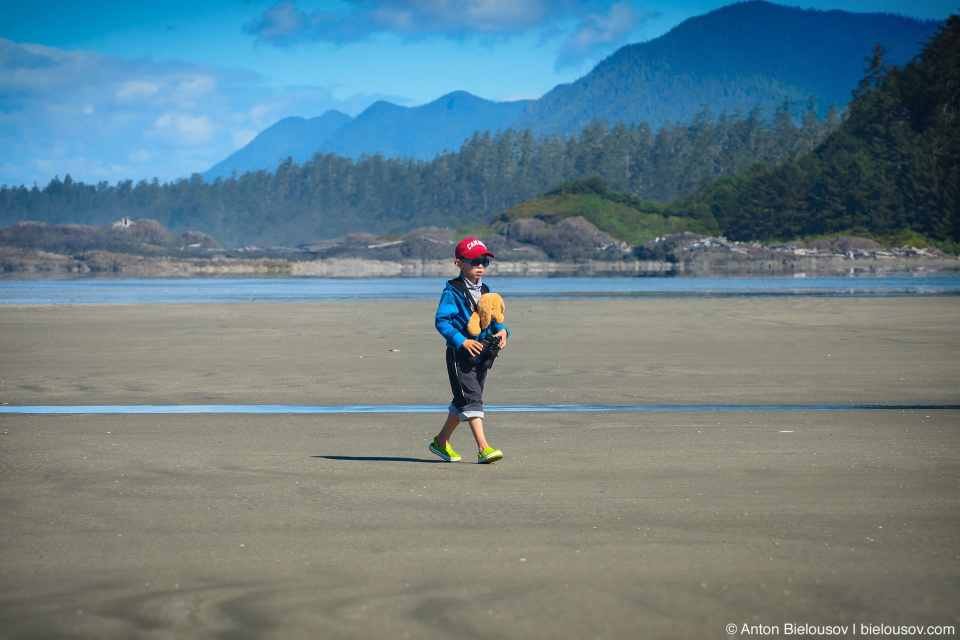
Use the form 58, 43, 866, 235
2, 272, 959, 304
2, 403, 957, 414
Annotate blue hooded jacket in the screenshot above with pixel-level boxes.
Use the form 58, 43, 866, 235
435, 276, 510, 350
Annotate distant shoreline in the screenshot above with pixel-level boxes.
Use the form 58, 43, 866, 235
1, 246, 957, 279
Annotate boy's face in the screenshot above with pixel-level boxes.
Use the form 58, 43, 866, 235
456, 256, 490, 282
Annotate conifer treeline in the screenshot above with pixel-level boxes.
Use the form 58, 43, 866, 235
687, 17, 960, 243
0, 103, 836, 247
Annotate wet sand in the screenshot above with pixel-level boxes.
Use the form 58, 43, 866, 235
1, 299, 959, 638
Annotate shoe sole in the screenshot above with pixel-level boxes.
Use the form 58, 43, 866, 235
429, 444, 461, 462
478, 451, 503, 464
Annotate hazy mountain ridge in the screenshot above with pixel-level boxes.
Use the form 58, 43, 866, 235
204, 92, 528, 180
320, 91, 530, 160
203, 111, 352, 181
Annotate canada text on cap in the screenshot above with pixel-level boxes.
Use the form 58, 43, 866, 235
455, 238, 495, 260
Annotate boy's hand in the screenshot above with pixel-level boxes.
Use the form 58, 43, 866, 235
462, 339, 483, 356
493, 329, 508, 349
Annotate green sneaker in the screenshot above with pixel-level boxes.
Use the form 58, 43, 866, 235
478, 447, 503, 464
429, 437, 461, 462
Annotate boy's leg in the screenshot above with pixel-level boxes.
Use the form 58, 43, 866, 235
470, 417, 503, 463
444, 347, 486, 435
443, 346, 501, 460
436, 412, 460, 446
467, 417, 490, 452
429, 412, 462, 462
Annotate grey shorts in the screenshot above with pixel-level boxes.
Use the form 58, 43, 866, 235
446, 347, 487, 421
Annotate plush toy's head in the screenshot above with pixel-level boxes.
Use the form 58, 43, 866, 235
467, 292, 505, 337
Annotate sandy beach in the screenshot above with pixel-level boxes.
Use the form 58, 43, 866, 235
1, 299, 958, 638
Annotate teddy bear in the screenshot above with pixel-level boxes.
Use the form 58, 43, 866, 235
467, 292, 505, 337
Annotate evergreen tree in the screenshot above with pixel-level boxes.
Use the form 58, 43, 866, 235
1, 102, 842, 247
684, 14, 959, 244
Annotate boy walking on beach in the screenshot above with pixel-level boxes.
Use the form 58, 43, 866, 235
431, 238, 509, 464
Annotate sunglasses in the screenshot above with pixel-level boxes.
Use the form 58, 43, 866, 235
462, 257, 491, 268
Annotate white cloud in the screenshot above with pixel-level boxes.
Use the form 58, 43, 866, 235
243, 0, 650, 70
0, 37, 396, 186
172, 75, 217, 104
247, 1, 306, 44
496, 92, 543, 102
247, 104, 272, 129
33, 156, 128, 181
369, 0, 554, 35
153, 112, 217, 145
232, 128, 259, 149
557, 2, 647, 69
117, 80, 163, 101
246, 0, 597, 44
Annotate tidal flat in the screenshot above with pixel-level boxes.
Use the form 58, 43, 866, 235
0, 299, 958, 638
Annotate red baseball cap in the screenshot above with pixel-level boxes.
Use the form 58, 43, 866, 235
455, 237, 495, 260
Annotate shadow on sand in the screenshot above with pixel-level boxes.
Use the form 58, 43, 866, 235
313, 455, 443, 464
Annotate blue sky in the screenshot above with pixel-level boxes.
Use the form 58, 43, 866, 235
0, 0, 954, 187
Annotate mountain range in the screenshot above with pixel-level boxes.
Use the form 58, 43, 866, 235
7, 12, 956, 250
514, 0, 940, 135
204, 110, 352, 180
203, 0, 940, 181
321, 92, 529, 161
204, 92, 528, 180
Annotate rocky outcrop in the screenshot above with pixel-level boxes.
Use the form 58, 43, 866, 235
499, 216, 631, 261
634, 233, 958, 275
175, 230, 221, 249
0, 247, 291, 277
0, 219, 221, 256
301, 226, 550, 262
2, 218, 956, 278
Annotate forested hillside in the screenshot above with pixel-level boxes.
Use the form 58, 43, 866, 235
199, 1, 936, 179
493, 176, 715, 246
513, 0, 939, 135
0, 104, 835, 247
681, 15, 959, 245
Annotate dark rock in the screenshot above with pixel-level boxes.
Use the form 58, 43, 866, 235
552, 217, 613, 246
478, 235, 550, 260
401, 227, 456, 244
342, 232, 379, 247
498, 216, 626, 261
635, 233, 706, 262
175, 231, 221, 249
501, 218, 547, 244
0, 221, 101, 254
0, 219, 221, 257
107, 219, 171, 245
808, 236, 881, 252
398, 227, 457, 260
